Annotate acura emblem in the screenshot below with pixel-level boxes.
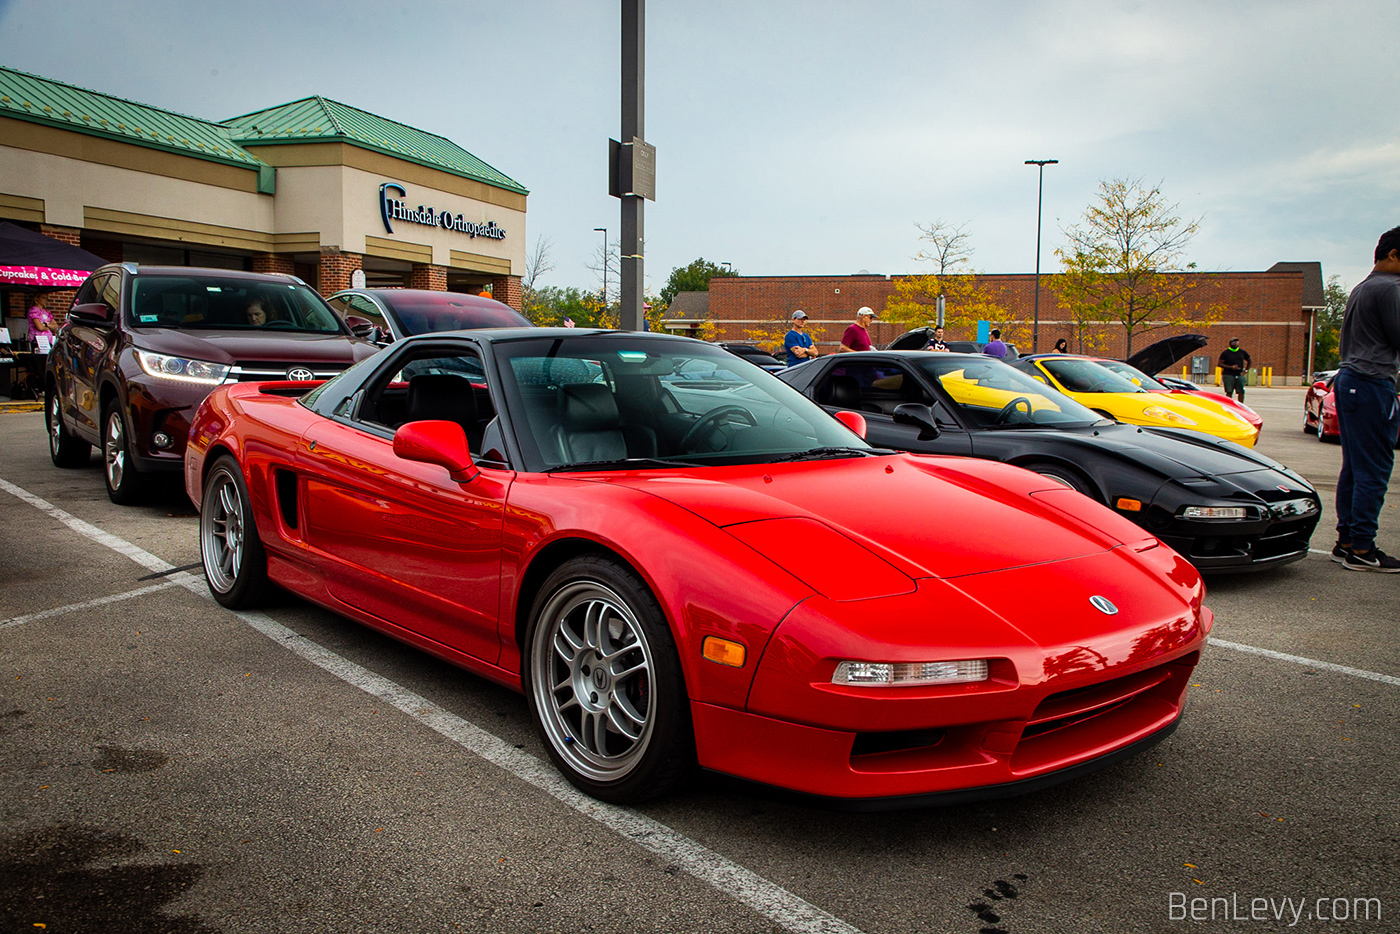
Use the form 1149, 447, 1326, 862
1089, 595, 1118, 615
286, 367, 316, 381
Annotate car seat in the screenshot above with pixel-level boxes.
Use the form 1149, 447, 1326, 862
551, 384, 656, 464
404, 373, 482, 453
818, 374, 863, 410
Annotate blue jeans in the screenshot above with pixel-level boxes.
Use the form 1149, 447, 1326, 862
1335, 368, 1400, 552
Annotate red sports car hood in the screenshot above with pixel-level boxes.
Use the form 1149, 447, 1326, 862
603, 454, 1153, 581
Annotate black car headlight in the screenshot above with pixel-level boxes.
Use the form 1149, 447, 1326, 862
1271, 498, 1320, 518
1180, 506, 1250, 520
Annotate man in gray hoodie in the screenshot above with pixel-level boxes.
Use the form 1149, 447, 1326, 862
1333, 225, 1400, 572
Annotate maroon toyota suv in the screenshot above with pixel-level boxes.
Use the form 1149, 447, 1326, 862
45, 264, 377, 504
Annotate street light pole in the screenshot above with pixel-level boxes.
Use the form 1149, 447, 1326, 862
593, 227, 608, 310
1024, 159, 1058, 353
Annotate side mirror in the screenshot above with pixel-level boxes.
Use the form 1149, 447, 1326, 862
69, 302, 113, 323
832, 409, 867, 439
892, 403, 941, 440
345, 315, 376, 339
1312, 380, 1327, 391
392, 420, 479, 483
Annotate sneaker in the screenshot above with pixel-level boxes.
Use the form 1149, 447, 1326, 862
1330, 542, 1351, 563
1343, 548, 1400, 573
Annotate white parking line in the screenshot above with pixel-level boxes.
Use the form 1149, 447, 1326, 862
1, 580, 181, 630
0, 476, 861, 934
1210, 639, 1400, 686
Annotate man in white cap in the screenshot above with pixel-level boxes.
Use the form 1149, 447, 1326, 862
783, 310, 820, 366
839, 306, 876, 353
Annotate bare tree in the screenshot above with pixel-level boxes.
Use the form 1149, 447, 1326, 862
585, 235, 621, 306
913, 220, 974, 276
520, 235, 556, 323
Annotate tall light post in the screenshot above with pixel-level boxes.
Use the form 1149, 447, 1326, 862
1024, 158, 1058, 353
594, 227, 608, 309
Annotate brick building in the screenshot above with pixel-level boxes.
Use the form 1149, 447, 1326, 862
0, 65, 528, 341
685, 263, 1325, 383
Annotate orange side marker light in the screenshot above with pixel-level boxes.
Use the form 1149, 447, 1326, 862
1116, 498, 1142, 512
702, 636, 747, 668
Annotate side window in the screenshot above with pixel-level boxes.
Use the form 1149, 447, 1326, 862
72, 274, 102, 309
347, 296, 389, 333
97, 274, 122, 312
1027, 371, 1051, 387
356, 351, 496, 458
816, 364, 932, 415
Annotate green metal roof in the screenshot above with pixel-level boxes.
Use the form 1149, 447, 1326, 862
0, 65, 262, 167
226, 96, 529, 195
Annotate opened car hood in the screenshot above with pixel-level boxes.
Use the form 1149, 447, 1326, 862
1125, 333, 1209, 375
609, 455, 1153, 580
133, 328, 374, 365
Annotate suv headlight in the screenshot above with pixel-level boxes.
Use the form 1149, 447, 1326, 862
136, 350, 231, 385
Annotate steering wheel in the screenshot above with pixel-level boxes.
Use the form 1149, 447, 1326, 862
262, 319, 295, 328
680, 405, 757, 451
994, 396, 1034, 425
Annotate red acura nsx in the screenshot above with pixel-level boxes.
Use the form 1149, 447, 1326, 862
186, 329, 1210, 806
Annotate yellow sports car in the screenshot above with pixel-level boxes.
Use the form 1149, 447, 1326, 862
1013, 355, 1260, 447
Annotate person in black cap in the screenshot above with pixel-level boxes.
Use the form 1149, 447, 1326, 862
1218, 338, 1251, 401
1332, 224, 1400, 572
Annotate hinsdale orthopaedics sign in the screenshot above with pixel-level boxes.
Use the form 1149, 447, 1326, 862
379, 183, 507, 240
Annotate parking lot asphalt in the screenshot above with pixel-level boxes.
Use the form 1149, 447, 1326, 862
1, 388, 1396, 934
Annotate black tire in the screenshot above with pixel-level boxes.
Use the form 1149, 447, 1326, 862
46, 389, 91, 468
1026, 462, 1099, 500
102, 401, 145, 504
199, 455, 271, 609
523, 555, 693, 804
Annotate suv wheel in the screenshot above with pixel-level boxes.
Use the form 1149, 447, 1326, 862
46, 391, 91, 468
103, 402, 145, 504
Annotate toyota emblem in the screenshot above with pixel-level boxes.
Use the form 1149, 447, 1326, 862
1089, 595, 1119, 615
286, 367, 316, 381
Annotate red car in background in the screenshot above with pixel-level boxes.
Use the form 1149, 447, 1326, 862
1304, 374, 1400, 445
186, 328, 1208, 807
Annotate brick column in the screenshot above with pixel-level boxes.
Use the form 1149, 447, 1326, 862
490, 275, 522, 311
252, 252, 296, 276
409, 263, 448, 291
317, 247, 362, 297
39, 224, 81, 246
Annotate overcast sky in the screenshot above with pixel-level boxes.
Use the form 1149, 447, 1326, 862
2, 1, 1397, 297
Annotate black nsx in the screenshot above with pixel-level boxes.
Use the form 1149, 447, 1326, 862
778, 351, 1320, 572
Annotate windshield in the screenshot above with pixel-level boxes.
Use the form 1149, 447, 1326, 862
916, 356, 1105, 428
1039, 357, 1147, 394
493, 336, 871, 471
382, 293, 531, 335
1098, 359, 1170, 390
131, 276, 345, 333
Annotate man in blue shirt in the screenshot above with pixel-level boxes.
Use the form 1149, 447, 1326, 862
784, 310, 819, 366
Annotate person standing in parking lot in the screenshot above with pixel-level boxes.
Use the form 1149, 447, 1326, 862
784, 310, 819, 366
984, 328, 1008, 358
839, 307, 875, 353
1333, 224, 1400, 572
1219, 338, 1251, 401
926, 326, 950, 352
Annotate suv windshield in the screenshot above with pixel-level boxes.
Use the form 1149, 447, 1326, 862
916, 356, 1105, 428
494, 336, 872, 471
131, 276, 345, 334
382, 293, 530, 335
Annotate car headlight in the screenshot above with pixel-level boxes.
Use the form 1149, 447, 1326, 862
832, 659, 988, 687
1182, 506, 1248, 520
1142, 405, 1197, 426
136, 350, 231, 385
1272, 498, 1319, 518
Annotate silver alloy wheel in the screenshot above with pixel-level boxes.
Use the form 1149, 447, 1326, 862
531, 580, 656, 782
201, 469, 244, 594
104, 409, 126, 490
48, 395, 62, 456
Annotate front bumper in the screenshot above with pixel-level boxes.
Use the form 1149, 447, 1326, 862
691, 553, 1207, 801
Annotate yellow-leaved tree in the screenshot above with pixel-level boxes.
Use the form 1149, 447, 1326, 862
1053, 178, 1223, 356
